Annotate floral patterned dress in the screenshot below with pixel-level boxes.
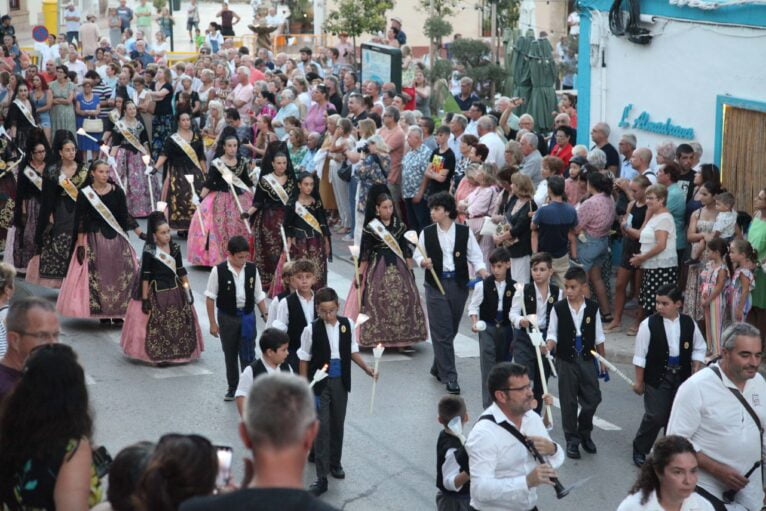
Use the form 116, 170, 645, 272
111, 119, 159, 218
728, 267, 755, 324
700, 261, 729, 356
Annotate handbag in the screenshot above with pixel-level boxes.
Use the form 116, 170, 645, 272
479, 216, 499, 236
82, 118, 104, 133
337, 160, 352, 182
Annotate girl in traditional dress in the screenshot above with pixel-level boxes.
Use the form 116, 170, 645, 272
10, 137, 48, 273
700, 237, 730, 357
283, 171, 330, 289
121, 212, 204, 364
108, 100, 158, 218
187, 132, 253, 266
5, 81, 39, 154
345, 184, 428, 348
27, 131, 88, 288
728, 239, 757, 324
0, 134, 20, 255
246, 141, 297, 290
154, 112, 206, 235
56, 159, 141, 322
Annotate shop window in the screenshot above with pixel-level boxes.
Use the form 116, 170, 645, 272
720, 103, 766, 214
9, 0, 19, 10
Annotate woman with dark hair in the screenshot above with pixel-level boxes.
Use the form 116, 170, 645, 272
550, 125, 574, 168
74, 79, 102, 160
4, 80, 39, 153
49, 64, 76, 134
303, 84, 335, 135
153, 111, 206, 235
132, 434, 217, 511
27, 131, 88, 288
108, 99, 157, 218
30, 73, 51, 143
252, 114, 278, 159
617, 435, 713, 510
92, 442, 155, 511
574, 171, 616, 321
469, 143, 489, 164
56, 159, 140, 322
0, 344, 104, 509
684, 180, 721, 323
687, 163, 721, 218
494, 172, 537, 284
344, 183, 428, 348
148, 67, 174, 160
9, 136, 49, 273
187, 132, 254, 266
121, 211, 203, 364
246, 141, 296, 289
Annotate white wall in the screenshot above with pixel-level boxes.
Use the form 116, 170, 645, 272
587, 13, 766, 162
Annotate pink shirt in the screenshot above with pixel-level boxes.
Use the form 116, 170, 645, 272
577, 193, 615, 237
231, 82, 253, 122
302, 101, 334, 135
379, 125, 405, 185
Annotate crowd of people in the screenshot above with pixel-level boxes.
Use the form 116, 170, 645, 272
0, 4, 763, 511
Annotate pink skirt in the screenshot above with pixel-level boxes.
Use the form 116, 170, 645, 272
187, 190, 253, 267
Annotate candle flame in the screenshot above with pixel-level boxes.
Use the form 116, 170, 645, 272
321, 364, 328, 371
377, 343, 382, 348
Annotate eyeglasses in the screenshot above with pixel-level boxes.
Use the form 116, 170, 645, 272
14, 330, 60, 342
498, 383, 533, 392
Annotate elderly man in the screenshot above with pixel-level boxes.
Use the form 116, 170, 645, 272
656, 140, 676, 166
228, 66, 254, 124
465, 101, 486, 136
478, 115, 506, 167
466, 362, 564, 511
300, 132, 322, 173
181, 374, 339, 511
518, 114, 548, 156
630, 147, 657, 184
79, 14, 100, 59
667, 323, 766, 511
0, 298, 60, 400
130, 40, 153, 68
379, 106, 405, 217
401, 126, 432, 232
66, 47, 87, 82
618, 133, 638, 179
520, 132, 543, 186
418, 116, 436, 151
590, 122, 619, 172
454, 77, 480, 114
448, 114, 467, 163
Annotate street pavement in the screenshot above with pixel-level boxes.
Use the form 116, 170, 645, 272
16, 224, 652, 510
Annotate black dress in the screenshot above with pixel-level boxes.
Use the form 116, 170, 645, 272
160, 132, 206, 230
284, 198, 330, 288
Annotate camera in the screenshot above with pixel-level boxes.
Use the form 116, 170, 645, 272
358, 143, 369, 154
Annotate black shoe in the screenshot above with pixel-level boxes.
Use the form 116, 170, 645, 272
308, 478, 328, 496
308, 450, 315, 463
223, 391, 234, 401
430, 366, 442, 382
566, 442, 581, 459
632, 452, 646, 467
446, 381, 461, 394
582, 437, 597, 454
330, 465, 345, 479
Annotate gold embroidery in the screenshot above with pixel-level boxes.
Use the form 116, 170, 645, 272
683, 342, 689, 349
340, 325, 347, 333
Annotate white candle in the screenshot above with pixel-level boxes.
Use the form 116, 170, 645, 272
590, 350, 634, 386
309, 364, 329, 388
369, 344, 384, 414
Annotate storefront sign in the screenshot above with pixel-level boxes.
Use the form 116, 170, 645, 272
618, 104, 695, 139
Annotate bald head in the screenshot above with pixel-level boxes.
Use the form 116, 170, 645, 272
631, 147, 653, 171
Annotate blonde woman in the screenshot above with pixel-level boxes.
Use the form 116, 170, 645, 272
328, 117, 356, 238
352, 133, 389, 243
495, 172, 537, 284
202, 99, 225, 164
291, 75, 311, 118
0, 262, 15, 358
461, 163, 500, 269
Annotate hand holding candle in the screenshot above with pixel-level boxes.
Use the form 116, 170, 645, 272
404, 230, 445, 295
309, 364, 329, 388
221, 170, 252, 234
76, 127, 99, 143
369, 343, 384, 414
349, 245, 362, 309
141, 154, 156, 211
590, 350, 634, 386
184, 174, 207, 236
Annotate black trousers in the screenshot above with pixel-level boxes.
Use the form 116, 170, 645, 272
556, 355, 601, 443
218, 312, 256, 393
315, 378, 348, 479
632, 370, 682, 455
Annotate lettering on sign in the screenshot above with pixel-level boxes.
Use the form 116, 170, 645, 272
618, 104, 695, 140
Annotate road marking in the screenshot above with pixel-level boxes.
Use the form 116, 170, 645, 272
551, 396, 622, 431
149, 363, 213, 379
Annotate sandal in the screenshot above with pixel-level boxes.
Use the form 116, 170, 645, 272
603, 322, 622, 333
625, 326, 639, 336
601, 313, 614, 324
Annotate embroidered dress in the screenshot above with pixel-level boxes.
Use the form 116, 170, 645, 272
700, 261, 729, 356
27, 163, 88, 288
11, 164, 43, 271
121, 243, 204, 363
5, 99, 37, 153
684, 216, 715, 320
56, 185, 139, 319
344, 216, 428, 348
728, 267, 755, 325
187, 156, 253, 266
111, 119, 159, 218
0, 138, 18, 255
159, 131, 206, 230
250, 173, 296, 290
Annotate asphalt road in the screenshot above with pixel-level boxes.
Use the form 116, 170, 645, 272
21, 231, 648, 510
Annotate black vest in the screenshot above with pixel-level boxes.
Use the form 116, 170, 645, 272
215, 262, 256, 315
553, 299, 599, 361
524, 282, 559, 321
249, 358, 292, 379
308, 317, 352, 395
286, 293, 314, 354
435, 430, 470, 496
644, 314, 694, 387
479, 274, 516, 325
423, 223, 469, 287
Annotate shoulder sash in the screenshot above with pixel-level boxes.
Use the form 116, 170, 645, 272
171, 132, 203, 171
81, 186, 131, 244
262, 173, 289, 205
368, 218, 405, 262
153, 247, 177, 273
23, 165, 43, 191
295, 202, 323, 235
13, 99, 36, 127
58, 174, 79, 202
115, 120, 147, 154
212, 158, 250, 193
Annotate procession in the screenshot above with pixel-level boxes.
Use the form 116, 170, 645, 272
0, 0, 765, 509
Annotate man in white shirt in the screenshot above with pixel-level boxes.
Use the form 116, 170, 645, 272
65, 50, 87, 83
631, 284, 706, 468
630, 147, 657, 184
466, 362, 564, 511
667, 322, 766, 511
448, 114, 467, 164
477, 116, 506, 167
64, 3, 81, 44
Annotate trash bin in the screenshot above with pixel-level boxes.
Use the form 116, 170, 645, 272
42, 0, 57, 35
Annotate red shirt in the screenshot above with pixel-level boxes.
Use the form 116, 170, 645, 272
41, 71, 56, 83
551, 143, 573, 170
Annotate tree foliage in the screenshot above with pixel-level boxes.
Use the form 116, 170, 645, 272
423, 16, 452, 42
450, 39, 505, 97
324, 0, 393, 39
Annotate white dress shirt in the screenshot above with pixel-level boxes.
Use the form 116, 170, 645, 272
468, 280, 506, 317
448, 132, 464, 165
412, 221, 487, 274
509, 283, 563, 330
234, 359, 293, 399
265, 295, 284, 329
546, 299, 605, 345
466, 403, 564, 511
297, 319, 360, 361
204, 262, 267, 307
441, 445, 466, 492
667, 364, 766, 510
632, 314, 706, 368
479, 131, 507, 168
616, 489, 714, 511
533, 178, 548, 208
274, 292, 314, 332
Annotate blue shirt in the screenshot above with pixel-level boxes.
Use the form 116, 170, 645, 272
667, 183, 688, 250
533, 201, 578, 258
